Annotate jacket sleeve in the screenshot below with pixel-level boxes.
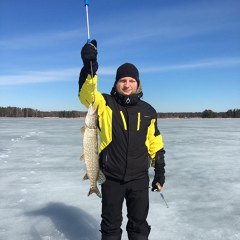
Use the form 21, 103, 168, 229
146, 112, 165, 167
78, 69, 106, 115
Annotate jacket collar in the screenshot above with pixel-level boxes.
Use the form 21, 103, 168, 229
110, 80, 143, 106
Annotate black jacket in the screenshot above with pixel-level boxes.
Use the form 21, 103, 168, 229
79, 72, 165, 181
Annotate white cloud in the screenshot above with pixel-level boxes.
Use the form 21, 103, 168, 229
1, 58, 239, 86
0, 29, 84, 50
141, 58, 240, 73
0, 68, 79, 85
2, 1, 238, 50
98, 2, 239, 46
98, 66, 116, 75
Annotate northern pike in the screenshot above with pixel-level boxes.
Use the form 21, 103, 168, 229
80, 103, 106, 198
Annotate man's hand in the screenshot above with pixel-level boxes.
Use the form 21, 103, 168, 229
81, 39, 98, 67
151, 176, 165, 192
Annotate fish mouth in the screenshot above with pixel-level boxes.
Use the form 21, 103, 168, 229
88, 104, 98, 115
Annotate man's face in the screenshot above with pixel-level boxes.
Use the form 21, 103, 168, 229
116, 77, 138, 95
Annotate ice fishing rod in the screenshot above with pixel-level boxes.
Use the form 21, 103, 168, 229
84, 0, 91, 42
84, 0, 95, 103
156, 183, 169, 208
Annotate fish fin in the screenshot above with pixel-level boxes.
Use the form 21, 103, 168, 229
82, 173, 89, 181
88, 186, 102, 198
80, 126, 86, 134
79, 154, 85, 161
98, 170, 106, 184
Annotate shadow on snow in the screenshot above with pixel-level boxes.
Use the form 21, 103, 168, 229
25, 202, 100, 240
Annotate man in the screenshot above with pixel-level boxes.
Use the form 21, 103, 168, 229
78, 40, 166, 240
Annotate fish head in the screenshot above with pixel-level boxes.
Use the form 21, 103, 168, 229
85, 103, 98, 128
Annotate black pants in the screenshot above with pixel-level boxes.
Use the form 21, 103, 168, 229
101, 177, 151, 240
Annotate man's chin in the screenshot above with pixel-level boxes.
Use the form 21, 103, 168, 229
121, 89, 133, 95
122, 92, 132, 95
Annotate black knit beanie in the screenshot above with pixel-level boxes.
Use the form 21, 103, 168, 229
115, 63, 139, 85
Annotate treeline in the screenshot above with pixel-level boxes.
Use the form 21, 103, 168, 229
201, 109, 240, 118
157, 109, 240, 118
0, 107, 239, 118
0, 107, 87, 118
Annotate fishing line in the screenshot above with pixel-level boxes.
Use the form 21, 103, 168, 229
90, 61, 95, 104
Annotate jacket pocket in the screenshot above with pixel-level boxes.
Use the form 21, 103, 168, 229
100, 153, 108, 172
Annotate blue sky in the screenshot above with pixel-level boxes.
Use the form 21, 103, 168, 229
0, 0, 239, 112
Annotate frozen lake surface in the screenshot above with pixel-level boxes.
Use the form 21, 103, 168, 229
0, 118, 240, 240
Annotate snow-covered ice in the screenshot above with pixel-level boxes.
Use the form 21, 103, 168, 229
0, 118, 240, 240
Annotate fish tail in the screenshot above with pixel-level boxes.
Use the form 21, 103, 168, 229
88, 186, 102, 198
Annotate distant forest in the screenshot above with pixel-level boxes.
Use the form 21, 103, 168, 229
0, 107, 240, 118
